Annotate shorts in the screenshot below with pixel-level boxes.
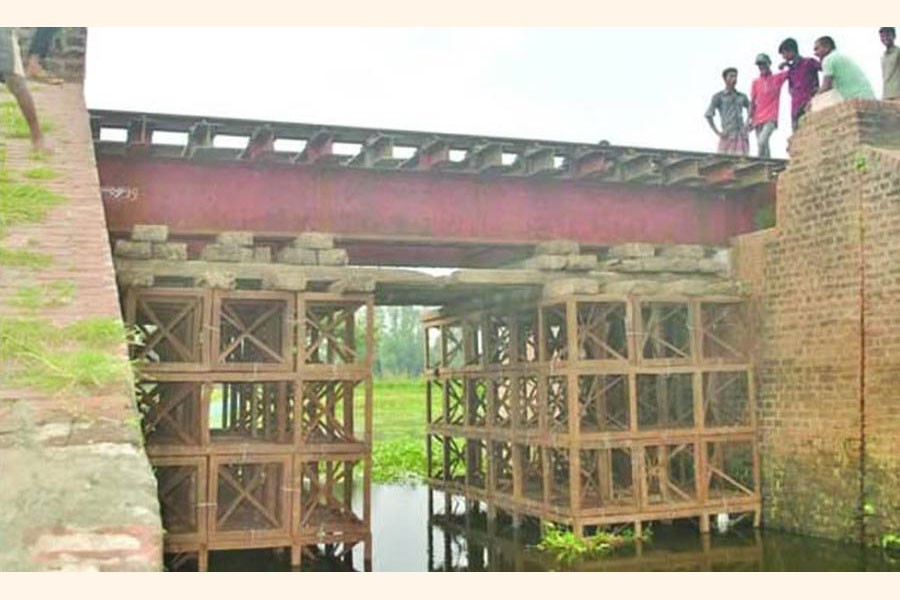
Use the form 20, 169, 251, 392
0, 28, 25, 84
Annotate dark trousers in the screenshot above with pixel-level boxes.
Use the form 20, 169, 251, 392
28, 27, 60, 59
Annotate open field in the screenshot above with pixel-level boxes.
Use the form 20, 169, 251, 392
366, 378, 427, 483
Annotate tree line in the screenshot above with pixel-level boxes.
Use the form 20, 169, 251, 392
357, 306, 425, 378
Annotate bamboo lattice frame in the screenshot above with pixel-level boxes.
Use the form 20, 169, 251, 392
424, 294, 760, 536
125, 287, 375, 571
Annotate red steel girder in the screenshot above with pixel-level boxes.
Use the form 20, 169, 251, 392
99, 156, 772, 250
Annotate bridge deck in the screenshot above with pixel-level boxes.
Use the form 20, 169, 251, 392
91, 110, 783, 267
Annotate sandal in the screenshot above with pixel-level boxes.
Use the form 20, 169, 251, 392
29, 72, 64, 85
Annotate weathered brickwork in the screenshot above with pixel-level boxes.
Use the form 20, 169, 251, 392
734, 100, 900, 543
856, 143, 900, 542
0, 80, 163, 569
731, 229, 774, 363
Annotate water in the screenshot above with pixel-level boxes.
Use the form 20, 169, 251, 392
203, 483, 900, 572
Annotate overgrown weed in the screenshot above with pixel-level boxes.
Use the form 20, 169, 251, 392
0, 100, 54, 139
0, 247, 52, 268
0, 316, 131, 393
535, 524, 652, 565
23, 166, 58, 180
9, 280, 75, 309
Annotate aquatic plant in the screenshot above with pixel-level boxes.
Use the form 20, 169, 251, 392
535, 524, 651, 565
371, 438, 426, 483
883, 533, 900, 559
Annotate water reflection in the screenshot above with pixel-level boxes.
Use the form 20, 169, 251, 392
196, 483, 899, 571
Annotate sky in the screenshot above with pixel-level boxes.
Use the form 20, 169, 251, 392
83, 27, 887, 160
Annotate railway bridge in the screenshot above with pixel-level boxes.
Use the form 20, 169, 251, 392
3, 27, 899, 572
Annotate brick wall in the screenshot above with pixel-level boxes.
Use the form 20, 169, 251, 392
856, 141, 900, 542
0, 75, 163, 569
734, 100, 900, 543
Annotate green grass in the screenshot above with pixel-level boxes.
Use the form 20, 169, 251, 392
0, 247, 52, 268
0, 316, 131, 393
0, 181, 65, 230
0, 100, 53, 139
9, 280, 76, 309
372, 377, 425, 441
65, 317, 129, 346
367, 378, 427, 483
23, 166, 58, 180
0, 100, 31, 138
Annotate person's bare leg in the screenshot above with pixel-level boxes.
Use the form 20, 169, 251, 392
5, 74, 46, 152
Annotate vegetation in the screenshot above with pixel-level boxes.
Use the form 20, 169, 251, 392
883, 533, 900, 558
0, 180, 65, 232
9, 280, 75, 309
0, 100, 53, 139
23, 166, 59, 180
0, 247, 52, 268
754, 203, 776, 230
535, 524, 652, 565
0, 316, 132, 393
360, 306, 425, 378
0, 97, 124, 397
371, 438, 425, 483
365, 377, 428, 484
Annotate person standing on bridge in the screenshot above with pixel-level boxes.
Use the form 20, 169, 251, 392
880, 27, 900, 101
25, 27, 63, 85
0, 28, 46, 152
705, 67, 751, 155
813, 35, 875, 102
777, 38, 820, 131
748, 53, 788, 158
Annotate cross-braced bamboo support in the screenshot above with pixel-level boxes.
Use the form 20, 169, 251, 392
424, 295, 759, 536
126, 287, 374, 571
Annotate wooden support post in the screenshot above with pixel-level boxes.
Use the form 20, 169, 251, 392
699, 513, 711, 534
444, 490, 452, 516
541, 446, 551, 510
487, 504, 497, 534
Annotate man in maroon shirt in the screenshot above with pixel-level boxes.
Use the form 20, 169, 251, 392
778, 37, 821, 130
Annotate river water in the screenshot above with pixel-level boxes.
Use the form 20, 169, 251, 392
203, 483, 899, 572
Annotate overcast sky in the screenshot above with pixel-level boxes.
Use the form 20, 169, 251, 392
83, 27, 887, 159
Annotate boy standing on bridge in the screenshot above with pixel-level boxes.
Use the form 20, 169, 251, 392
705, 67, 751, 156
813, 35, 875, 102
777, 38, 820, 131
748, 53, 788, 158
0, 28, 46, 152
880, 27, 900, 101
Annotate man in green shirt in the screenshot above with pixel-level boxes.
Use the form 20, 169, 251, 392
813, 35, 875, 101
880, 27, 900, 101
